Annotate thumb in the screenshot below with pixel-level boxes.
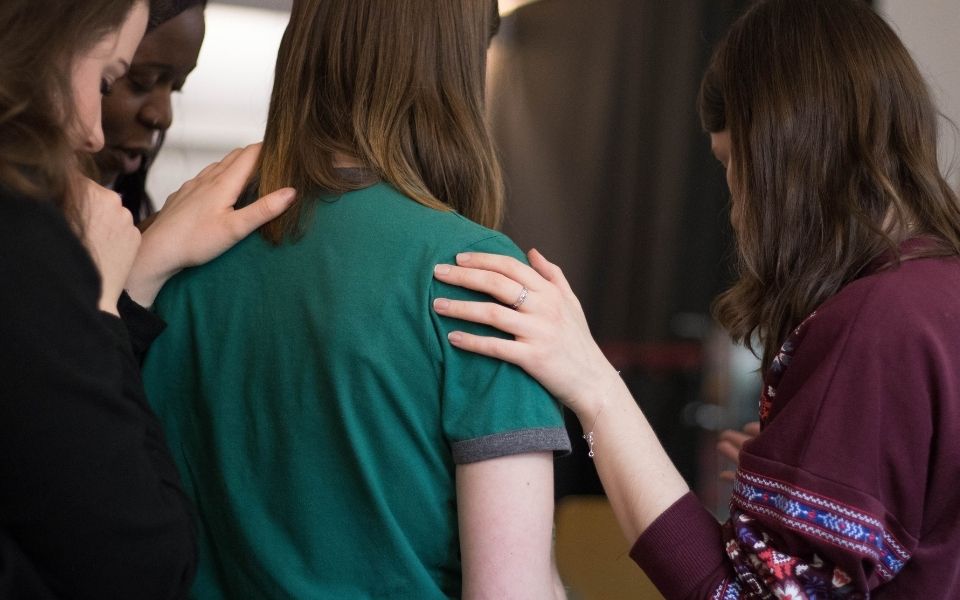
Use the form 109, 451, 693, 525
231, 187, 297, 236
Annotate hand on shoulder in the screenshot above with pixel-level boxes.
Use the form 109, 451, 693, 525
432, 248, 620, 421
125, 143, 297, 307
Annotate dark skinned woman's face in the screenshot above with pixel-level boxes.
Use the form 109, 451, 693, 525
95, 5, 205, 186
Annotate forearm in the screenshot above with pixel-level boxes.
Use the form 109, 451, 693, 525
572, 371, 690, 543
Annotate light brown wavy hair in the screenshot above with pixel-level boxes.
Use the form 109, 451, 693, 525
700, 0, 960, 372
0, 0, 143, 222
257, 0, 504, 243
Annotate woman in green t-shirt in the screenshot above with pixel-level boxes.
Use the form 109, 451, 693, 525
142, 1, 571, 598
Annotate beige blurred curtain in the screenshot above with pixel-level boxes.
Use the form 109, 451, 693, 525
488, 0, 748, 495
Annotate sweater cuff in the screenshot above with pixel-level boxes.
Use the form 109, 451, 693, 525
629, 492, 726, 600
118, 292, 166, 361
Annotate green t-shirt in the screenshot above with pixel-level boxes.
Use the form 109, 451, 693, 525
142, 182, 570, 599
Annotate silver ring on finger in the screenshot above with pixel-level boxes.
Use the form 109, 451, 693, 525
510, 286, 529, 310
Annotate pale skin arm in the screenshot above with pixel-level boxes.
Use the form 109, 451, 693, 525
125, 143, 296, 307
457, 452, 566, 600
434, 250, 689, 543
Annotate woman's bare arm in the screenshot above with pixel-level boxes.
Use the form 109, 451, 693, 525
457, 452, 564, 599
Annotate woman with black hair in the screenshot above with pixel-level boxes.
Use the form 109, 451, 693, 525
95, 0, 207, 223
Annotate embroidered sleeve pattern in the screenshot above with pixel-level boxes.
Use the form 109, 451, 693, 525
710, 468, 911, 599
711, 578, 744, 600
759, 311, 816, 426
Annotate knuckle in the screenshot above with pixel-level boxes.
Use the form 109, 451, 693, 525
444, 267, 463, 284
257, 200, 275, 221
481, 304, 500, 322
488, 342, 507, 360
475, 336, 499, 356
480, 271, 500, 289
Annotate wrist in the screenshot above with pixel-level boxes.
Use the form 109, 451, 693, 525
98, 295, 121, 317
126, 229, 180, 307
568, 361, 622, 424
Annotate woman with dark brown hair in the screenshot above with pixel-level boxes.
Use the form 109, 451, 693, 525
0, 0, 293, 597
141, 0, 570, 597
432, 0, 960, 597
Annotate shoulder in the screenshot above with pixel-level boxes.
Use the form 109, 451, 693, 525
808, 255, 960, 347
0, 191, 77, 246
348, 183, 526, 260
763, 255, 960, 425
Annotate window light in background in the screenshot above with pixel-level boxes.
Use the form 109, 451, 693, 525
499, 0, 543, 16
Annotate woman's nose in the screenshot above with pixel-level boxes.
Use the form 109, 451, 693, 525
139, 91, 174, 131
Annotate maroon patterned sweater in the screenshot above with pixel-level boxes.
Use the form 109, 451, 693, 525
631, 244, 960, 598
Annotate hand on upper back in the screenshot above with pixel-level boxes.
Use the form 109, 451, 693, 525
717, 421, 760, 482
77, 177, 141, 316
125, 143, 297, 307
432, 249, 619, 421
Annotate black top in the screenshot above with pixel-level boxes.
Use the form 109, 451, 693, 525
0, 192, 196, 599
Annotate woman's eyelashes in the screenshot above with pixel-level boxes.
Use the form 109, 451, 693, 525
127, 71, 160, 93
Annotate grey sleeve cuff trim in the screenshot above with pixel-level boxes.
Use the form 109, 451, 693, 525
451, 427, 572, 464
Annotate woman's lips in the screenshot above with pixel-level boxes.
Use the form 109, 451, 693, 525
105, 146, 149, 175
118, 149, 144, 174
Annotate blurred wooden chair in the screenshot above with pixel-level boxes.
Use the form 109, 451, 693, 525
555, 495, 664, 600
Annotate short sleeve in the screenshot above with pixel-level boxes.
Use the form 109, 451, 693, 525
735, 284, 931, 592
430, 233, 571, 464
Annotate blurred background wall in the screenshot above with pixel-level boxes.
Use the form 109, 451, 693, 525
486, 0, 747, 501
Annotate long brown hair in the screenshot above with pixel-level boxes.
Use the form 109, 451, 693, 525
0, 0, 143, 220
258, 0, 504, 243
700, 0, 960, 371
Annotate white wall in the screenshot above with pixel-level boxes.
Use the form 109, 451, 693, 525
146, 3, 289, 205
877, 0, 960, 188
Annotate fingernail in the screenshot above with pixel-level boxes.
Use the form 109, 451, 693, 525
433, 298, 450, 311
456, 253, 471, 263
448, 332, 462, 343
434, 264, 451, 276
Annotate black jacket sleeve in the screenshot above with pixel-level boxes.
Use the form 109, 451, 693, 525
117, 292, 166, 363
0, 195, 196, 600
